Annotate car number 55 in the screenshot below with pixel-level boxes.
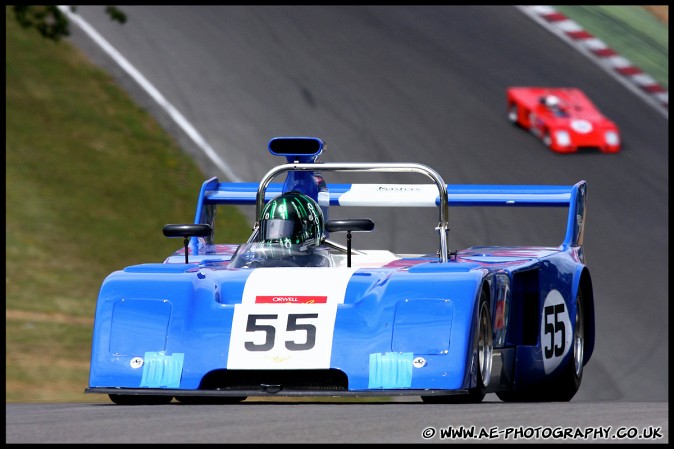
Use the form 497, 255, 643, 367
228, 304, 338, 369
541, 290, 573, 374
245, 313, 318, 351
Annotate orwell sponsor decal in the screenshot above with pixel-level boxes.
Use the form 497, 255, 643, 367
255, 295, 328, 304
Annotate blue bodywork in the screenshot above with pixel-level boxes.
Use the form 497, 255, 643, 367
87, 137, 595, 402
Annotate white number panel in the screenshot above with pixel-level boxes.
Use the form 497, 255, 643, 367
227, 268, 356, 369
540, 289, 572, 374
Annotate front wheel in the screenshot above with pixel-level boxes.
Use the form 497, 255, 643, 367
497, 290, 585, 402
422, 289, 492, 404
542, 129, 553, 148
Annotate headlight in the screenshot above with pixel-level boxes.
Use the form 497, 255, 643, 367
605, 131, 620, 146
554, 130, 571, 147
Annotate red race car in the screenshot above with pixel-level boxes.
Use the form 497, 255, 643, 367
507, 87, 621, 153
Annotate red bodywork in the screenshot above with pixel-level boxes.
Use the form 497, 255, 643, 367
507, 87, 621, 153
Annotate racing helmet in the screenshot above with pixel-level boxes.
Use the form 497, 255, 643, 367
259, 191, 324, 250
545, 95, 560, 108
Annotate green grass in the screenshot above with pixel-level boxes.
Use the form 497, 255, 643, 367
5, 8, 251, 402
555, 5, 668, 89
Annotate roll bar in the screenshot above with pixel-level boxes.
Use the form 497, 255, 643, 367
254, 162, 451, 262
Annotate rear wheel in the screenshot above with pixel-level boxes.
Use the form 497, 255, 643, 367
497, 290, 585, 402
109, 394, 173, 405
508, 104, 520, 126
422, 289, 492, 404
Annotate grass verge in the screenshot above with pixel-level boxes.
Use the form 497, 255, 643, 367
555, 5, 668, 90
5, 7, 251, 402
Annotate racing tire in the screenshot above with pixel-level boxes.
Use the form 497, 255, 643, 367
108, 394, 173, 405
542, 129, 552, 148
421, 289, 492, 404
508, 104, 520, 126
174, 395, 247, 404
496, 290, 585, 402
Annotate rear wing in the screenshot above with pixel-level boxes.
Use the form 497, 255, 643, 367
193, 171, 587, 261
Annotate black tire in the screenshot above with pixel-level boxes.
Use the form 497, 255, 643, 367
422, 289, 492, 404
508, 104, 520, 126
542, 129, 552, 148
175, 395, 247, 404
109, 394, 173, 405
496, 291, 584, 402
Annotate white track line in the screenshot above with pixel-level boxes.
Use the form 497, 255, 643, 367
57, 5, 243, 182
61, 5, 667, 166
518, 5, 668, 120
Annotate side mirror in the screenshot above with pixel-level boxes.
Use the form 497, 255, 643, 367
325, 219, 375, 267
325, 219, 375, 233
163, 224, 212, 264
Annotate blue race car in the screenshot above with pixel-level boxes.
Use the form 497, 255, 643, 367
86, 137, 594, 404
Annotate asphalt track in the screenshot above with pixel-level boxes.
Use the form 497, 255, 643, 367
6, 5, 667, 444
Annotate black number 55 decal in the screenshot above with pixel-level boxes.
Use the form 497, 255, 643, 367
244, 313, 318, 352
543, 304, 566, 358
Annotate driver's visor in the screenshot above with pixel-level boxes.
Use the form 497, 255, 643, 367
260, 219, 296, 240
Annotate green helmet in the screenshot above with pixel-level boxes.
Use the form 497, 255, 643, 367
259, 191, 324, 250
